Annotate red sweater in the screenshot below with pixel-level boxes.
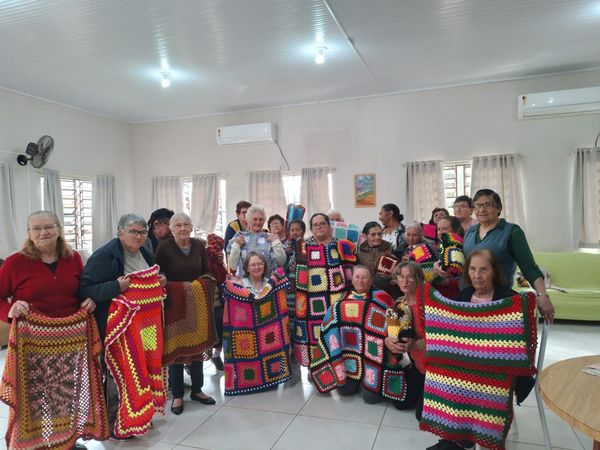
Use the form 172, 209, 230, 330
0, 252, 83, 322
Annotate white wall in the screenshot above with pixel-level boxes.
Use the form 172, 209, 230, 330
0, 89, 133, 257
130, 69, 600, 252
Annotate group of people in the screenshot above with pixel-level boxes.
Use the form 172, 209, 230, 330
0, 188, 555, 450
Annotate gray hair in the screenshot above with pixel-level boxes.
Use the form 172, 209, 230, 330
405, 221, 423, 235
246, 204, 266, 220
170, 212, 193, 230
118, 213, 147, 230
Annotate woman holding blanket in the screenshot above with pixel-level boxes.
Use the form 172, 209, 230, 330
155, 212, 217, 415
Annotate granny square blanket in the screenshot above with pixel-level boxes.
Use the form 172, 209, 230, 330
163, 275, 219, 366
105, 265, 166, 438
222, 269, 292, 395
0, 309, 109, 449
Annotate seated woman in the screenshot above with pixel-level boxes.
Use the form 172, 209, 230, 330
227, 205, 286, 277
310, 265, 417, 408
358, 221, 393, 275
221, 252, 292, 395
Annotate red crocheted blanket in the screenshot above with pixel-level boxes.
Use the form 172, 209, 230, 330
105, 265, 166, 438
163, 275, 218, 366
0, 309, 109, 449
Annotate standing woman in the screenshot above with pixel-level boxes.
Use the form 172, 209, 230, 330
463, 189, 554, 323
155, 212, 216, 415
379, 203, 407, 259
0, 211, 102, 449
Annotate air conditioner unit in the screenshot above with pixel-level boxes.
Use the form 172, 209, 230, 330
518, 86, 600, 119
216, 122, 277, 145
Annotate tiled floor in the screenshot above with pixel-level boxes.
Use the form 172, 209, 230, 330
0, 321, 598, 450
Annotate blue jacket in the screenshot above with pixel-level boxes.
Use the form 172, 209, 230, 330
78, 237, 155, 340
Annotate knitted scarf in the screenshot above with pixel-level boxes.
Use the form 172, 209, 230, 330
222, 269, 292, 395
163, 275, 218, 366
419, 285, 537, 450
105, 265, 166, 438
293, 239, 356, 366
310, 290, 408, 402
0, 309, 109, 449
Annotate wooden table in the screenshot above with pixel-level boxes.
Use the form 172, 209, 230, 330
540, 355, 600, 450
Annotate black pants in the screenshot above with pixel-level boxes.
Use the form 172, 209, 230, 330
213, 306, 224, 348
169, 361, 204, 398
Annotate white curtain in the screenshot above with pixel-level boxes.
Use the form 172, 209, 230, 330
43, 168, 63, 219
191, 173, 219, 233
471, 154, 525, 227
300, 167, 331, 221
92, 175, 118, 249
406, 160, 445, 223
152, 176, 183, 212
573, 148, 600, 247
248, 170, 286, 216
0, 163, 18, 256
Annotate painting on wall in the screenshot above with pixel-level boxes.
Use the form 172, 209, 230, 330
354, 173, 376, 208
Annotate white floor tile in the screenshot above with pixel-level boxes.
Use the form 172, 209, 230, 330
226, 381, 315, 414
373, 425, 439, 449
179, 405, 294, 450
381, 404, 421, 430
273, 415, 379, 450
299, 389, 387, 424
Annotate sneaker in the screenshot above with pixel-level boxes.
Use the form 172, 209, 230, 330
212, 356, 224, 372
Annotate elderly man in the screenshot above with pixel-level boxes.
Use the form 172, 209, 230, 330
78, 213, 166, 440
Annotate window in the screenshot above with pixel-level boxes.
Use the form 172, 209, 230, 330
182, 178, 227, 238
443, 161, 471, 209
61, 177, 93, 250
282, 173, 301, 204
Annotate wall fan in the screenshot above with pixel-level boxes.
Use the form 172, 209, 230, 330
17, 135, 55, 168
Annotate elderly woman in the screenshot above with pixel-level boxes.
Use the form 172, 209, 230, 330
268, 214, 287, 244
155, 213, 216, 415
452, 195, 478, 233
379, 203, 407, 259
227, 205, 286, 277
0, 211, 100, 449
358, 221, 393, 275
78, 213, 166, 439
463, 188, 554, 323
403, 222, 438, 263
428, 207, 450, 226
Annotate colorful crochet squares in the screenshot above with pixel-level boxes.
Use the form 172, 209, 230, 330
376, 254, 400, 275
340, 326, 362, 353
309, 295, 328, 317
337, 240, 357, 263
286, 203, 305, 222
340, 300, 364, 322
295, 291, 308, 319
330, 221, 361, 244
328, 266, 346, 292
365, 334, 385, 364
295, 264, 309, 291
409, 243, 435, 263
263, 351, 290, 383
307, 245, 326, 267
308, 267, 328, 293
365, 303, 387, 334
363, 361, 382, 391
382, 370, 407, 401
439, 232, 465, 276
233, 330, 258, 359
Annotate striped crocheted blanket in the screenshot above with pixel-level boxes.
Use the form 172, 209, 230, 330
310, 290, 408, 402
222, 269, 292, 395
105, 265, 166, 438
294, 239, 356, 367
163, 275, 218, 366
0, 309, 109, 449
419, 285, 537, 450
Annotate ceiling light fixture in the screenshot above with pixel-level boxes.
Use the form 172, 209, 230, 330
160, 72, 171, 88
315, 47, 327, 64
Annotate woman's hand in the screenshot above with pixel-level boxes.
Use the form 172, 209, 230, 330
385, 335, 412, 353
8, 300, 29, 319
536, 293, 555, 324
433, 261, 449, 279
234, 235, 246, 246
80, 298, 96, 313
267, 233, 278, 242
117, 275, 130, 292
158, 274, 167, 288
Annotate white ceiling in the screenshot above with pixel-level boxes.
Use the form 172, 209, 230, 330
2, 0, 600, 123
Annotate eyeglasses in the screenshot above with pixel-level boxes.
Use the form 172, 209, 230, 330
29, 224, 58, 233
127, 229, 148, 237
397, 275, 415, 281
172, 222, 192, 228
312, 222, 328, 228
473, 201, 496, 210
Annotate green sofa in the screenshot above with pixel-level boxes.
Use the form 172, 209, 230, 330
523, 252, 600, 321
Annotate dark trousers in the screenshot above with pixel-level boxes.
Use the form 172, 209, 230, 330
213, 306, 224, 348
169, 360, 204, 398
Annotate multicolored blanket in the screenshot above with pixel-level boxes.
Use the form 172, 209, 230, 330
0, 309, 109, 449
419, 286, 537, 450
310, 290, 408, 401
222, 269, 292, 395
105, 265, 166, 438
163, 275, 218, 366
226, 231, 279, 276
294, 239, 356, 366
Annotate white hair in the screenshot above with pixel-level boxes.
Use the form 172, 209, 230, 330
246, 204, 266, 220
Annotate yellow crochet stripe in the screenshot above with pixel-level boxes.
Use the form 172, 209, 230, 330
425, 305, 523, 323
427, 332, 527, 349
427, 372, 510, 397
424, 398, 506, 425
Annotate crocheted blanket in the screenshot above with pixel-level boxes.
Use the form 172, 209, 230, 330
0, 309, 109, 449
419, 286, 537, 450
105, 265, 166, 438
310, 290, 407, 401
163, 275, 218, 366
222, 269, 292, 395
294, 239, 356, 366
330, 221, 361, 244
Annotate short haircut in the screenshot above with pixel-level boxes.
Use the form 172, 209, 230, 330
287, 219, 306, 234
242, 251, 268, 277
352, 264, 372, 278
429, 207, 450, 225
236, 200, 252, 214
309, 213, 330, 229
473, 189, 503, 214
267, 214, 285, 229
169, 212, 193, 230
362, 221, 382, 235
437, 216, 464, 237
118, 213, 147, 230
453, 195, 473, 208
462, 249, 507, 288
246, 204, 266, 221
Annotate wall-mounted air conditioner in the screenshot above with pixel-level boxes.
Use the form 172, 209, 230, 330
216, 122, 277, 145
518, 86, 600, 119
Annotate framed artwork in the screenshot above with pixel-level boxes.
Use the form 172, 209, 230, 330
354, 173, 376, 207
